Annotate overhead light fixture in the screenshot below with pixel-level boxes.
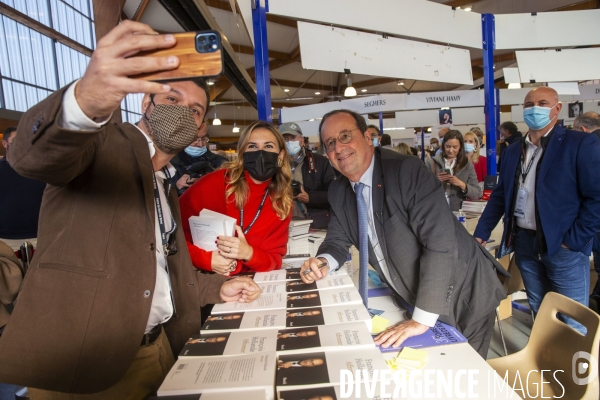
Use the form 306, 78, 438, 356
284, 88, 290, 92
344, 79, 357, 97
315, 92, 320, 95
456, 6, 461, 9
212, 112, 221, 125
441, 107, 450, 110
508, 83, 522, 89
361, 89, 367, 92
232, 123, 240, 133
271, 107, 274, 110
207, 81, 215, 86
427, 127, 432, 132
464, 6, 472, 12
309, 119, 315, 121
398, 81, 404, 86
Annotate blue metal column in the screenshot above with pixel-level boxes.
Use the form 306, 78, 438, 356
421, 127, 425, 162
252, 0, 272, 122
378, 112, 384, 137
482, 13, 497, 176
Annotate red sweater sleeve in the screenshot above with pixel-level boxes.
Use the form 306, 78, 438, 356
179, 172, 224, 272
476, 156, 487, 182
243, 212, 292, 272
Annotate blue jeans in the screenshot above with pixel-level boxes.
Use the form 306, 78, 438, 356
514, 229, 590, 334
592, 232, 600, 297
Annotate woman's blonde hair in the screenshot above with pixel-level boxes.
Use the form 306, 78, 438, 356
463, 131, 480, 164
222, 121, 293, 220
393, 142, 412, 156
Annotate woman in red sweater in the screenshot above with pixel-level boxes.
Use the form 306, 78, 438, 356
180, 121, 293, 275
463, 130, 487, 182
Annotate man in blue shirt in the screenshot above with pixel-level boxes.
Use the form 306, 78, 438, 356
474, 87, 600, 333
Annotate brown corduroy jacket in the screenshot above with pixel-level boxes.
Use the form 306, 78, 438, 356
0, 240, 22, 329
0, 86, 226, 393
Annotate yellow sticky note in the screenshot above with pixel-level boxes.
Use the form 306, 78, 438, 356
371, 315, 390, 333
397, 347, 428, 363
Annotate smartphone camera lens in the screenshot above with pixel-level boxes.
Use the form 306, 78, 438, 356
209, 35, 217, 43
199, 36, 207, 44
205, 44, 212, 51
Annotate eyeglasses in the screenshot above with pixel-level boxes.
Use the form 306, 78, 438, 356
194, 135, 210, 143
323, 128, 359, 153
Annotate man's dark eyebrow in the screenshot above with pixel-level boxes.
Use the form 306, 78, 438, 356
169, 88, 205, 112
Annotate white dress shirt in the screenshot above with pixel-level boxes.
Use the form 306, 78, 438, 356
61, 81, 174, 333
318, 155, 438, 327
515, 129, 551, 230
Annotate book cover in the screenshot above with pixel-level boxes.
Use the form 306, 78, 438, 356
188, 216, 225, 251
286, 288, 363, 309
254, 270, 287, 282
285, 305, 371, 331
201, 309, 286, 333
149, 388, 269, 400
257, 282, 287, 294
285, 273, 354, 293
199, 209, 236, 236
211, 292, 287, 314
281, 256, 310, 270
375, 320, 467, 353
180, 330, 277, 357
278, 385, 390, 400
276, 322, 375, 354
285, 268, 303, 280
275, 348, 388, 390
157, 352, 276, 398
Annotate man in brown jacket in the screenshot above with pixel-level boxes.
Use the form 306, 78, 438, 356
0, 21, 261, 399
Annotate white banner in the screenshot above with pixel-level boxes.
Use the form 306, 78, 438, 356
280, 93, 405, 123
414, 132, 432, 145
405, 90, 483, 109
574, 84, 600, 101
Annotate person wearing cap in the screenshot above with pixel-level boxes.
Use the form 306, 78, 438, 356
279, 122, 336, 229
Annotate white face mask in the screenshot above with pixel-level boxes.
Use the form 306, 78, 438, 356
286, 141, 302, 156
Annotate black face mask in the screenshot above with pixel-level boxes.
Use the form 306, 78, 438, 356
243, 150, 279, 182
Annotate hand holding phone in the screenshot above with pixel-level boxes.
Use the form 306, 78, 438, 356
132, 31, 224, 82
75, 20, 180, 121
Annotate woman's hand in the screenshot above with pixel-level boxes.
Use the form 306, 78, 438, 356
447, 175, 467, 191
216, 226, 254, 261
211, 250, 237, 275
437, 171, 452, 182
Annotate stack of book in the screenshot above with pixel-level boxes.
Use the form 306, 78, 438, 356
462, 200, 487, 214
308, 231, 327, 257
287, 220, 312, 255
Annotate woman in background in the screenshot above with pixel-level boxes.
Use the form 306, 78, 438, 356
393, 142, 413, 156
425, 130, 481, 211
180, 121, 293, 275
463, 130, 487, 182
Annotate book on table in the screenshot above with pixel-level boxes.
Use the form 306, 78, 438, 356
286, 287, 363, 309
276, 322, 375, 354
285, 273, 354, 293
180, 330, 278, 357
201, 309, 286, 333
149, 388, 270, 400
211, 292, 287, 314
375, 319, 467, 353
256, 282, 287, 294
157, 352, 277, 399
277, 385, 388, 400
275, 348, 388, 391
285, 305, 371, 331
281, 255, 310, 270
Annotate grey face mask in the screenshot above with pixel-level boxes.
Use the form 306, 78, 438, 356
144, 99, 198, 154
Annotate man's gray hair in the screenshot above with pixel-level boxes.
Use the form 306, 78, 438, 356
573, 112, 600, 131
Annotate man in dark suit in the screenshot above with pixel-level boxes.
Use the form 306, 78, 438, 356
475, 87, 600, 334
300, 109, 507, 358
0, 21, 260, 399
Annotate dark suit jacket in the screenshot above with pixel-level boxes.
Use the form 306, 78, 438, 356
475, 125, 600, 257
299, 150, 336, 210
318, 148, 507, 332
0, 86, 227, 393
